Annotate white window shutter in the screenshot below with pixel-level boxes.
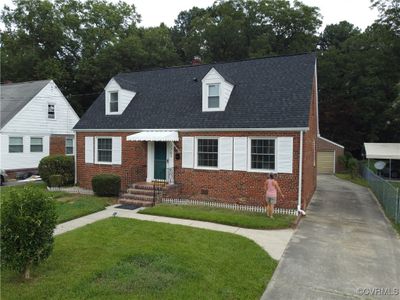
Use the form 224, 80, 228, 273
182, 137, 194, 168
85, 137, 94, 163
233, 137, 247, 171
219, 137, 233, 170
277, 137, 293, 173
112, 137, 122, 165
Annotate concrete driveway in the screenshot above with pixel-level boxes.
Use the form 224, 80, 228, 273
262, 175, 400, 299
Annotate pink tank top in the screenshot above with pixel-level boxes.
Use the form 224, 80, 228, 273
266, 179, 277, 197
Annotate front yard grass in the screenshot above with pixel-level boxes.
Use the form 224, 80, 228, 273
140, 204, 296, 229
1, 218, 276, 299
0, 184, 116, 223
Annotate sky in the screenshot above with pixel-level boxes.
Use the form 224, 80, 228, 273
1, 0, 379, 31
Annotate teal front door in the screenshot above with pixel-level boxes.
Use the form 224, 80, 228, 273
154, 142, 167, 180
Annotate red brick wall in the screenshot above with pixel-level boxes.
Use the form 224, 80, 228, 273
76, 132, 147, 190
50, 135, 73, 155
317, 137, 345, 173
173, 131, 301, 209
301, 76, 318, 209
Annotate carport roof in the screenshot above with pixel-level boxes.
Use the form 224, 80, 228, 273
364, 143, 400, 160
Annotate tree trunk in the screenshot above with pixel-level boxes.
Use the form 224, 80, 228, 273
23, 262, 31, 279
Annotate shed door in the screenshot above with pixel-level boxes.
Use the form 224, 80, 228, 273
317, 151, 335, 174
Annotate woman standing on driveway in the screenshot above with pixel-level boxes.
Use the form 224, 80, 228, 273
264, 174, 284, 218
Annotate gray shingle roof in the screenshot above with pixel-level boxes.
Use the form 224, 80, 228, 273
74, 53, 316, 130
1, 80, 50, 128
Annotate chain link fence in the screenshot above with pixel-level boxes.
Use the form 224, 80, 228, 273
362, 166, 400, 224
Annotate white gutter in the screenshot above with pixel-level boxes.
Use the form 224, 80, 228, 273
74, 132, 77, 185
298, 131, 306, 216
74, 127, 310, 133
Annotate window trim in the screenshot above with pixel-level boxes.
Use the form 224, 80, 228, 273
194, 137, 219, 170
9, 136, 24, 153
95, 136, 113, 165
30, 136, 43, 153
207, 83, 220, 109
47, 103, 56, 120
247, 137, 277, 173
65, 137, 74, 156
108, 91, 119, 114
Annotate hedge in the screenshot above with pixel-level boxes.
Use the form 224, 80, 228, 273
38, 155, 74, 186
92, 174, 121, 196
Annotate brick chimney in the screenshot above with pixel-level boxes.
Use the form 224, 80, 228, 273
191, 56, 202, 65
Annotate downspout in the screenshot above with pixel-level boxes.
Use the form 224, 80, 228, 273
74, 131, 77, 185
298, 131, 306, 216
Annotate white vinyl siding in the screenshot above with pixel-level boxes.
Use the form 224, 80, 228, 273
85, 137, 94, 163
9, 136, 23, 153
182, 137, 194, 168
30, 137, 43, 152
202, 68, 234, 112
277, 137, 293, 173
233, 137, 247, 171
218, 137, 233, 170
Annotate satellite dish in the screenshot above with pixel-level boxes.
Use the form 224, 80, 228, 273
374, 161, 386, 170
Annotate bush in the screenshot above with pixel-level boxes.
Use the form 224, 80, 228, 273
39, 155, 74, 186
348, 158, 360, 179
92, 174, 121, 196
1, 186, 57, 279
49, 174, 64, 187
339, 151, 353, 170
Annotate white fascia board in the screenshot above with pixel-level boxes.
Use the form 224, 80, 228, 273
74, 127, 310, 132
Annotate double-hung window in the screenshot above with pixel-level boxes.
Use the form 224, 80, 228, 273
97, 138, 112, 163
65, 137, 74, 155
197, 138, 218, 168
250, 139, 275, 170
208, 84, 220, 108
30, 137, 43, 152
9, 137, 23, 153
109, 92, 119, 113
48, 104, 55, 119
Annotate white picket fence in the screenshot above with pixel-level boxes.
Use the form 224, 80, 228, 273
47, 186, 94, 195
161, 198, 297, 215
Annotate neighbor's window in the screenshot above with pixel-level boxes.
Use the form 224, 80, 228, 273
65, 137, 74, 155
9, 137, 23, 153
97, 138, 112, 162
109, 92, 119, 113
48, 104, 55, 119
250, 139, 275, 170
208, 84, 220, 108
30, 137, 43, 152
197, 138, 218, 167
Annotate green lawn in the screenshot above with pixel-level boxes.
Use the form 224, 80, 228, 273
0, 184, 116, 223
1, 218, 276, 299
335, 173, 369, 187
140, 204, 295, 229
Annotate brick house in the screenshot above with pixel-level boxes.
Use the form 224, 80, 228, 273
74, 53, 318, 212
0, 80, 79, 179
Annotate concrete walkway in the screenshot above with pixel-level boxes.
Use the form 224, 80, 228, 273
262, 175, 400, 300
55, 205, 293, 260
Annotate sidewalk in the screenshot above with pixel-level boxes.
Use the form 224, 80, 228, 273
55, 204, 293, 260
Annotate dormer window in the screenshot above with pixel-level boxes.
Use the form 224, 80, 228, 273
208, 84, 220, 108
109, 92, 119, 113
202, 67, 234, 112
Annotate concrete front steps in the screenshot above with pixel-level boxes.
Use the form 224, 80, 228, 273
118, 182, 167, 207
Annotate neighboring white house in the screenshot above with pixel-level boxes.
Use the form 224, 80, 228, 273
0, 80, 79, 176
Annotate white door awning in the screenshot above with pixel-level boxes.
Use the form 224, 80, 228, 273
126, 131, 179, 142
